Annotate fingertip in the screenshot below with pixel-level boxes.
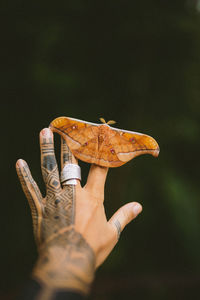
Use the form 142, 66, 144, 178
16, 159, 26, 168
40, 128, 53, 138
132, 202, 143, 216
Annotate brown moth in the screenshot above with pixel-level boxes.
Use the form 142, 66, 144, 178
49, 117, 160, 167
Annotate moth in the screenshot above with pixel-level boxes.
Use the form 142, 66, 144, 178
49, 117, 160, 168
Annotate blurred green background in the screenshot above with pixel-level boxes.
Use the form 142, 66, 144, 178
1, 1, 200, 299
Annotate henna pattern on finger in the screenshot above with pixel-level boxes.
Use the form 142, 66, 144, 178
38, 137, 76, 244
61, 139, 72, 168
41, 166, 61, 196
40, 186, 75, 244
40, 137, 61, 194
16, 162, 43, 244
113, 219, 121, 240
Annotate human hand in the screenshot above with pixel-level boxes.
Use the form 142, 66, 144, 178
16, 128, 142, 295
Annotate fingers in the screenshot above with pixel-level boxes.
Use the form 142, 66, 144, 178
16, 159, 43, 239
85, 165, 109, 198
60, 137, 81, 188
40, 128, 61, 194
108, 202, 142, 240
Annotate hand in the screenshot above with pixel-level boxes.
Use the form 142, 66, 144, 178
16, 128, 142, 295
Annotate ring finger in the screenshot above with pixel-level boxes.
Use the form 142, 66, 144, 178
60, 137, 81, 188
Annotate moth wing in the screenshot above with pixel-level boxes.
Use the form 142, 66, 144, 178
73, 137, 99, 164
50, 117, 99, 150
110, 129, 160, 163
97, 146, 124, 167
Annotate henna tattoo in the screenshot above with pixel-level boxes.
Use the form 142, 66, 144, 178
40, 137, 61, 194
43, 154, 56, 171
40, 186, 75, 244
17, 133, 95, 296
33, 229, 95, 297
114, 219, 121, 240
38, 137, 76, 243
16, 161, 43, 244
61, 139, 73, 168
41, 165, 61, 195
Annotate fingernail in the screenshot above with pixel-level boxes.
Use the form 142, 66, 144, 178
41, 128, 52, 137
16, 159, 26, 167
133, 204, 142, 215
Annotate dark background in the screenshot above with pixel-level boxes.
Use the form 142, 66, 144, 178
1, 1, 200, 299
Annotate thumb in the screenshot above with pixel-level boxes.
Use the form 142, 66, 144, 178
108, 202, 142, 239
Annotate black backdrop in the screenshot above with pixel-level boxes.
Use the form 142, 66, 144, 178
1, 1, 200, 299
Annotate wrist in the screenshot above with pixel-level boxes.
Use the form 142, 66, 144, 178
32, 229, 96, 295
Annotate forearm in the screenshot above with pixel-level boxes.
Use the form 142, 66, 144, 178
19, 278, 86, 300
19, 232, 95, 300
32, 229, 96, 296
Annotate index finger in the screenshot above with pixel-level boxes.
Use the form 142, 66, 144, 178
85, 164, 109, 200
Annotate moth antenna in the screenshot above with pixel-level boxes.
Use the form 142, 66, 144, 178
107, 120, 116, 125
100, 117, 106, 124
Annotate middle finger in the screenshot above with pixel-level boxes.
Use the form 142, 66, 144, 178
40, 128, 61, 194
85, 164, 109, 200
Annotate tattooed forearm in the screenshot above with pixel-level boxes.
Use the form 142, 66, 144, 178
33, 229, 95, 296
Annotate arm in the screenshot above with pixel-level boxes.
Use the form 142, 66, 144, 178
16, 128, 142, 299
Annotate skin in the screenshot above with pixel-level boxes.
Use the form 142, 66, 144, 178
16, 128, 142, 298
